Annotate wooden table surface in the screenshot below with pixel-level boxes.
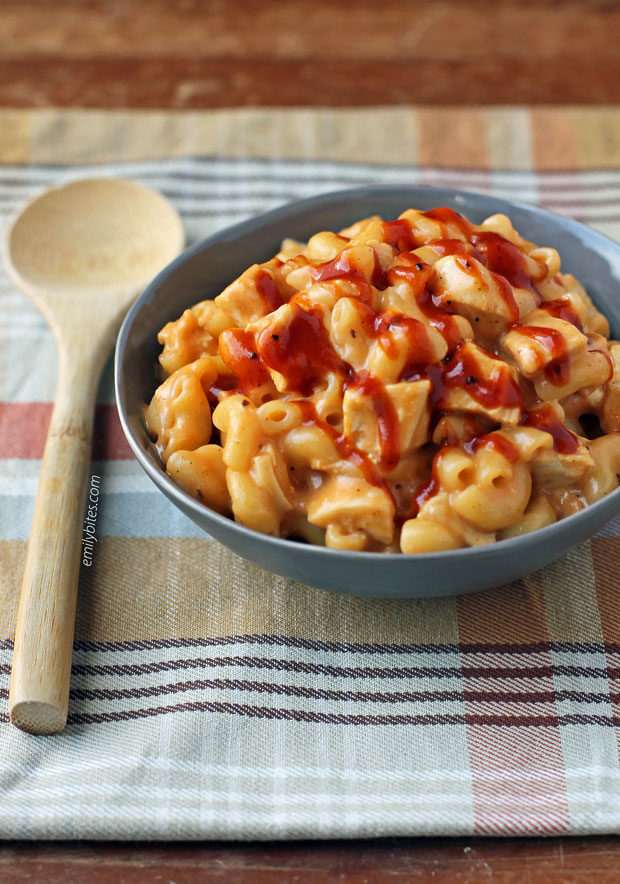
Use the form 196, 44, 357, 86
3, 0, 620, 108
3, 1, 620, 881
1, 836, 620, 883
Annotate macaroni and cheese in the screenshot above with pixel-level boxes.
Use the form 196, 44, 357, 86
145, 207, 620, 553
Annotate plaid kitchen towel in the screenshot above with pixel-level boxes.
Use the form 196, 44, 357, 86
1, 106, 620, 839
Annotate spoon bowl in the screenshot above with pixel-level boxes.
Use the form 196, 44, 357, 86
3, 177, 184, 734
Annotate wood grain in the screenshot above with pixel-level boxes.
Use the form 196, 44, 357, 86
1, 838, 620, 883
2, 0, 620, 107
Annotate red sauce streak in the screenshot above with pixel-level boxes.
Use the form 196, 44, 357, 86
382, 219, 417, 252
312, 251, 357, 282
594, 346, 614, 383
374, 310, 438, 363
429, 315, 465, 351
387, 253, 465, 351
407, 477, 439, 518
407, 443, 448, 518
513, 325, 570, 386
399, 361, 441, 403
471, 231, 537, 294
346, 371, 400, 470
423, 207, 475, 239
371, 251, 389, 289
256, 301, 343, 395
344, 297, 440, 369
312, 241, 388, 292
348, 298, 377, 340
402, 345, 523, 414
295, 400, 394, 497
447, 345, 523, 411
425, 238, 484, 262
544, 357, 571, 386
418, 287, 465, 352
443, 346, 523, 410
455, 254, 520, 324
388, 252, 434, 293
387, 252, 433, 296
464, 431, 520, 463
218, 329, 270, 395
311, 249, 373, 299
255, 268, 285, 312
520, 405, 578, 454
539, 297, 583, 331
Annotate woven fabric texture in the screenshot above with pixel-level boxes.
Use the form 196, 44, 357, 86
1, 107, 620, 839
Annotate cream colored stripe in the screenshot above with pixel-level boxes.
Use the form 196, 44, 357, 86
0, 107, 423, 166
0, 111, 32, 163
485, 107, 535, 172
0, 538, 458, 644
4, 106, 619, 167
541, 542, 604, 642
590, 537, 620, 644
0, 540, 22, 637
532, 106, 620, 171
573, 108, 620, 170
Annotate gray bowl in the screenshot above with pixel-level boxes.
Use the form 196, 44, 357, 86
114, 185, 620, 598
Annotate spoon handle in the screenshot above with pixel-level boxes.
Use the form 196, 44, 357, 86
9, 346, 99, 734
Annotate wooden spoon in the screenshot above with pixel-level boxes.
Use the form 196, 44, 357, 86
3, 178, 184, 734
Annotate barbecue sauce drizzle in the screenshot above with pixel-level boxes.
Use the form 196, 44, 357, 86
214, 208, 589, 516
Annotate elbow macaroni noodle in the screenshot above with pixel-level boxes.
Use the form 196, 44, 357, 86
145, 207, 620, 553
